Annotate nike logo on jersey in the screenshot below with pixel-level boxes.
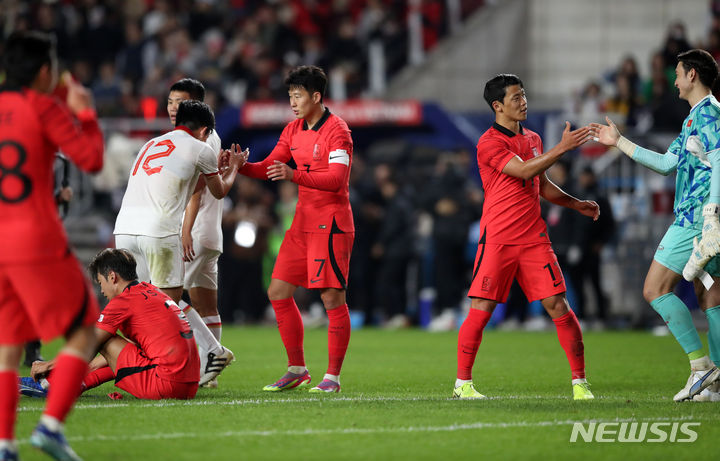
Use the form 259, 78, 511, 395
329, 155, 342, 160
310, 278, 323, 284
290, 147, 298, 150
553, 281, 562, 287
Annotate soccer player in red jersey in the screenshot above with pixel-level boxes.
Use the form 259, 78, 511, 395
0, 32, 104, 460
240, 66, 353, 393
26, 249, 201, 400
453, 74, 599, 400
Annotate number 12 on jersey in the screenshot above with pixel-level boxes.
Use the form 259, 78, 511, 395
132, 140, 176, 176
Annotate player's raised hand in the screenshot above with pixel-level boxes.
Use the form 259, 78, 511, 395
559, 121, 592, 151
225, 143, 246, 170
267, 160, 294, 181
576, 200, 600, 221
589, 117, 622, 147
65, 73, 94, 115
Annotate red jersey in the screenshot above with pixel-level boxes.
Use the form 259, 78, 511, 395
476, 123, 550, 245
242, 108, 354, 233
96, 281, 200, 384
0, 88, 104, 263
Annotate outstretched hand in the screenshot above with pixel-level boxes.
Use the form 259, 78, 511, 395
589, 116, 621, 147
221, 144, 249, 171
559, 121, 593, 151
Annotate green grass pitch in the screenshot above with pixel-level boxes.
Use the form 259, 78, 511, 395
14, 327, 720, 460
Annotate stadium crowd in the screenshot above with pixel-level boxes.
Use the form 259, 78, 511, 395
3, 0, 720, 330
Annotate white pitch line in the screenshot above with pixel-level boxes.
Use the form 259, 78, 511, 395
17, 394, 586, 412
14, 415, 707, 445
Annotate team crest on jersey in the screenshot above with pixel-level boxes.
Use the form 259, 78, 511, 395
482, 276, 492, 291
313, 143, 321, 160
532, 147, 539, 157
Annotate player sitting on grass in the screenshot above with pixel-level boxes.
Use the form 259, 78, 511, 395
20, 248, 200, 400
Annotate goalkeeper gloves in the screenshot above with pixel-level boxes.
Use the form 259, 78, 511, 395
686, 135, 711, 167
683, 203, 720, 281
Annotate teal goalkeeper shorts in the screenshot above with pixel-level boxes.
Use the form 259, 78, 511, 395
654, 224, 720, 277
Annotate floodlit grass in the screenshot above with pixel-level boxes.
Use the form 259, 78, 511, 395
15, 327, 720, 460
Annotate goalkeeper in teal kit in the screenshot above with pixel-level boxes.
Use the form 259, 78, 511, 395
593, 49, 720, 402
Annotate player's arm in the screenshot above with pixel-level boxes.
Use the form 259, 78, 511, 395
540, 173, 599, 221
41, 75, 104, 173
239, 130, 293, 179
591, 116, 678, 175
205, 144, 247, 199
181, 183, 202, 262
267, 128, 351, 191
502, 122, 591, 180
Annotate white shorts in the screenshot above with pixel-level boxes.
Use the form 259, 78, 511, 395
183, 242, 221, 290
114, 234, 184, 289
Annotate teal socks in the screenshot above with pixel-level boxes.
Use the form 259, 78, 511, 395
650, 293, 703, 355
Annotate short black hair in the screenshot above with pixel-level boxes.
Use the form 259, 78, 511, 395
483, 74, 524, 112
88, 248, 138, 282
2, 31, 56, 89
169, 78, 205, 101
175, 100, 215, 132
677, 49, 719, 89
285, 65, 327, 101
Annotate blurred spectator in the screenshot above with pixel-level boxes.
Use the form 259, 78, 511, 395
643, 52, 689, 131
543, 161, 578, 279
566, 80, 605, 128
566, 167, 616, 327
605, 72, 642, 129
660, 21, 691, 70
423, 151, 480, 315
371, 167, 415, 327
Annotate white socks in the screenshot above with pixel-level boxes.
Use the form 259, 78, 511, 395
690, 355, 713, 371
324, 373, 339, 384
572, 378, 588, 386
40, 415, 63, 432
179, 300, 222, 355
455, 379, 472, 388
202, 315, 222, 343
288, 366, 308, 375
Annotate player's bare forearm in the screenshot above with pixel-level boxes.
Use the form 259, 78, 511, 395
30, 358, 57, 381
540, 173, 578, 207
503, 149, 566, 180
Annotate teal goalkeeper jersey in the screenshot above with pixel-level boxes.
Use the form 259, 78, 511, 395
670, 95, 720, 230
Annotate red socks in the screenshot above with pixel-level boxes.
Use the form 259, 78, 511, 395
271, 298, 305, 367
326, 304, 351, 376
456, 309, 492, 380
552, 310, 586, 380
0, 370, 18, 439
45, 353, 88, 422
81, 366, 116, 391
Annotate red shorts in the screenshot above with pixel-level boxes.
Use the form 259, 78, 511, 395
272, 228, 354, 289
0, 253, 99, 345
468, 242, 565, 303
114, 342, 198, 400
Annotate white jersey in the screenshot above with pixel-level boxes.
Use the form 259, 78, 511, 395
114, 127, 219, 238
190, 130, 224, 252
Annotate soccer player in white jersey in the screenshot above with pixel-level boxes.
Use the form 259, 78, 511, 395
114, 100, 247, 385
168, 78, 228, 387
